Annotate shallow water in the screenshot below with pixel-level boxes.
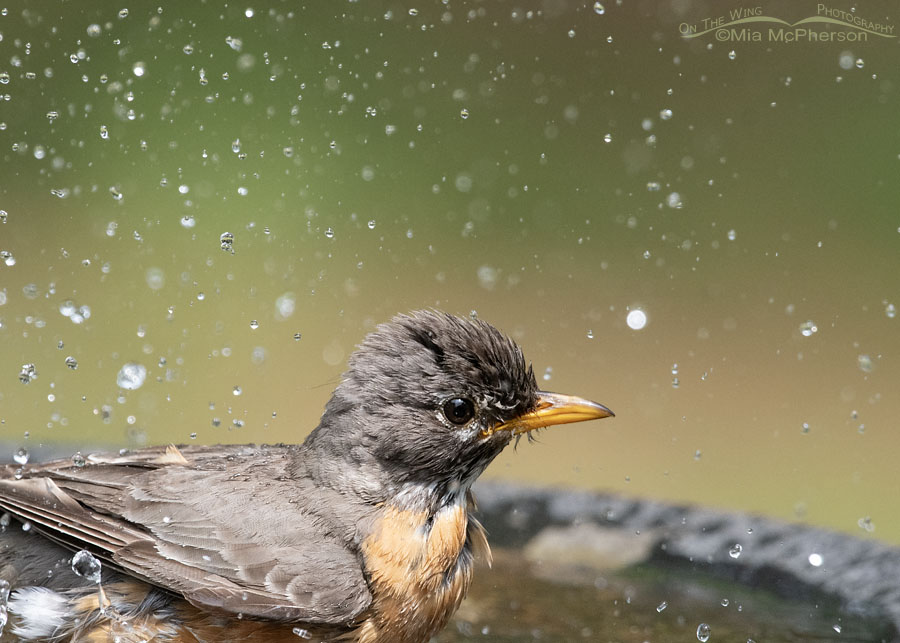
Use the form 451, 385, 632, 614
441, 551, 893, 643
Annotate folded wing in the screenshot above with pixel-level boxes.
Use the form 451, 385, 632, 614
0, 445, 371, 624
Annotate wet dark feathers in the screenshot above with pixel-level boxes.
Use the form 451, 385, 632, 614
298, 311, 539, 491
343, 310, 537, 415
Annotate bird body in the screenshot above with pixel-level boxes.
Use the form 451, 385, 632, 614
0, 311, 612, 642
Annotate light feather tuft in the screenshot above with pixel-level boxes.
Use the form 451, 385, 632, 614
8, 587, 69, 640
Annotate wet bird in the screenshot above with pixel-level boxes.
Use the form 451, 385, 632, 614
0, 311, 613, 642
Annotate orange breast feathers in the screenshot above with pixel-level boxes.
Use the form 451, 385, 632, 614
358, 499, 490, 643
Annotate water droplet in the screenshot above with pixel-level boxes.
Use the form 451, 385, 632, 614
542, 366, 553, 382
460, 108, 469, 119
272, 292, 296, 321
249, 320, 259, 330
727, 229, 736, 241
220, 232, 234, 253
118, 8, 129, 18
855, 58, 864, 69
886, 303, 896, 318
86, 23, 102, 37
233, 386, 242, 396
721, 598, 730, 607
593, 2, 605, 15
18, 363, 37, 384
799, 320, 817, 337
293, 333, 302, 341
145, 267, 165, 291
189, 432, 197, 440
656, 601, 668, 612
1, 250, 14, 267
694, 449, 702, 461
838, 51, 854, 70
116, 363, 147, 390
696, 622, 711, 642
408, 8, 418, 16
132, 62, 146, 77
626, 309, 647, 330
181, 215, 196, 228
567, 28, 576, 38
477, 265, 499, 290
71, 550, 102, 583
292, 627, 312, 639
603, 133, 612, 143
13, 447, 29, 465
324, 227, 335, 239
226, 36, 243, 52
65, 356, 78, 370
666, 192, 682, 209
660, 108, 673, 120
586, 329, 594, 339
857, 354, 874, 373
183, 44, 194, 55
801, 422, 810, 434
99, 125, 109, 140
833, 623, 842, 634
808, 552, 824, 567
729, 543, 742, 558
0, 579, 9, 624
728, 50, 736, 60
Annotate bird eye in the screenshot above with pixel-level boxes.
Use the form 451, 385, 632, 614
442, 397, 476, 425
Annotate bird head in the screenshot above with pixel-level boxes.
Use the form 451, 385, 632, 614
303, 311, 613, 507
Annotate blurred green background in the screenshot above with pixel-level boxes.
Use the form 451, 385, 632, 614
1, 0, 898, 547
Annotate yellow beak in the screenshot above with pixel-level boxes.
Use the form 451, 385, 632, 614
483, 391, 614, 437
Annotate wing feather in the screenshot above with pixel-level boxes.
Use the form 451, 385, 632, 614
0, 445, 372, 624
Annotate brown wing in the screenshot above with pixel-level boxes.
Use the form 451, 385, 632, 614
0, 444, 372, 624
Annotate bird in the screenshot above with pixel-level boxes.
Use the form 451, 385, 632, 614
0, 310, 613, 642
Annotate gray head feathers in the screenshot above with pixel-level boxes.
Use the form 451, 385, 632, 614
301, 311, 539, 497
